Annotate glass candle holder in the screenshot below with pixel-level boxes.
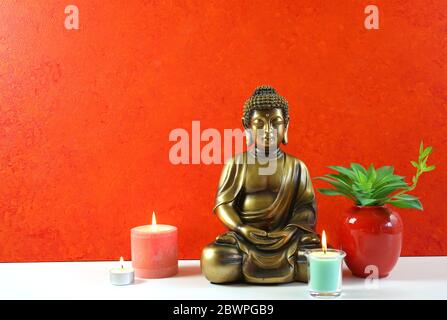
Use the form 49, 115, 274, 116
304, 248, 346, 298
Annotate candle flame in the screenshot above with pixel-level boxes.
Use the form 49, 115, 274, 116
322, 230, 327, 254
120, 256, 124, 269
151, 211, 157, 231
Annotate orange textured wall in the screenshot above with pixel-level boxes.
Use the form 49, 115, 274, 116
0, 1, 446, 262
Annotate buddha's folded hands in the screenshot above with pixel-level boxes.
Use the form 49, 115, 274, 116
237, 225, 279, 246
256, 226, 297, 251
267, 226, 297, 240
299, 233, 321, 245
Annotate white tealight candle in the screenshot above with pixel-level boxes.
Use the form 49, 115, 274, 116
110, 257, 135, 286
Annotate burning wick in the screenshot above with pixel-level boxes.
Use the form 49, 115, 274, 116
120, 256, 124, 269
151, 211, 157, 232
322, 230, 327, 254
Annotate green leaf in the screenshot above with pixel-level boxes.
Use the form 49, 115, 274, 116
423, 165, 436, 172
326, 173, 353, 185
358, 198, 380, 206
372, 182, 410, 199
356, 171, 368, 184
317, 188, 348, 197
376, 165, 394, 176
419, 141, 424, 157
314, 177, 354, 198
421, 156, 428, 168
372, 179, 409, 192
373, 166, 395, 188
422, 146, 433, 158
351, 163, 367, 175
367, 164, 377, 184
352, 186, 370, 196
386, 194, 423, 210
327, 166, 356, 180
318, 176, 352, 189
374, 174, 405, 190
410, 161, 419, 169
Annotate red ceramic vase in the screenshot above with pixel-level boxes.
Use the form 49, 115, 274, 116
340, 205, 403, 278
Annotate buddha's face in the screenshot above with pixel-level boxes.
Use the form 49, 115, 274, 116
249, 108, 286, 149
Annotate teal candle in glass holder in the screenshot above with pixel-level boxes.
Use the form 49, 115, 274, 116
305, 231, 346, 298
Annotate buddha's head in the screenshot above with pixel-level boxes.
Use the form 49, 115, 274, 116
242, 85, 289, 150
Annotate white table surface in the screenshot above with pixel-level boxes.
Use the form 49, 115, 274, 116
0, 257, 446, 300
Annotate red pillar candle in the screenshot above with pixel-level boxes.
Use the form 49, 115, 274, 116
131, 212, 178, 278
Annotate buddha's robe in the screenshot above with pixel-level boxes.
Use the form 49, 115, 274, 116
212, 152, 320, 283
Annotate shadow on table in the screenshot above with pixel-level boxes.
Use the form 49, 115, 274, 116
131, 279, 147, 285
176, 264, 202, 277
343, 268, 354, 278
207, 280, 308, 288
343, 259, 447, 282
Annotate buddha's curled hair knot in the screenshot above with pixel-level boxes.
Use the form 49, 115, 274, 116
243, 85, 289, 128
253, 86, 277, 96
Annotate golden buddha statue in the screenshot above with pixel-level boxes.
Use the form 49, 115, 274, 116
201, 86, 321, 284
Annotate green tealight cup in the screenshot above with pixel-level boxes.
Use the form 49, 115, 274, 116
304, 248, 346, 298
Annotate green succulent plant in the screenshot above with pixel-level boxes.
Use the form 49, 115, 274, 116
315, 142, 435, 210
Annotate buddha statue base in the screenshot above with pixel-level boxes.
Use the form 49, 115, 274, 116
202, 237, 321, 284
